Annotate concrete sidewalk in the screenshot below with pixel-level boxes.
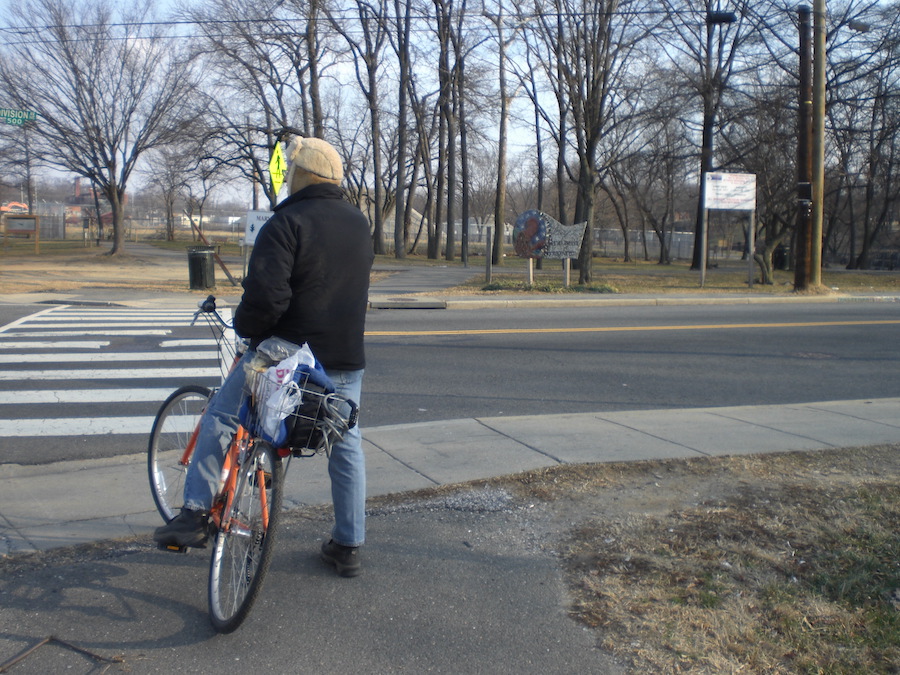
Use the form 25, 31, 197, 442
3, 397, 898, 556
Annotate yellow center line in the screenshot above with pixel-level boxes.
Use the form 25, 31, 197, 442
366, 319, 900, 337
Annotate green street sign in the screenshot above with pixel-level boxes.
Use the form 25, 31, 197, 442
0, 108, 37, 126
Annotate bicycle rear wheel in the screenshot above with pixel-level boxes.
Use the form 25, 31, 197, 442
148, 385, 212, 522
208, 440, 284, 633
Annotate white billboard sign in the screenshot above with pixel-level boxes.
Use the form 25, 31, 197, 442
704, 172, 757, 211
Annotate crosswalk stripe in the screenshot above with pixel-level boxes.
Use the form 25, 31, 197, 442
44, 308, 199, 313
0, 341, 110, 349
27, 313, 197, 320
10, 322, 192, 329
1, 330, 173, 337
0, 306, 58, 334
0, 351, 219, 364
0, 388, 192, 404
0, 367, 221, 381
0, 416, 163, 436
159, 339, 219, 348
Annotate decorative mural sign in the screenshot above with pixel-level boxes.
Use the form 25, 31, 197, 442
513, 210, 586, 260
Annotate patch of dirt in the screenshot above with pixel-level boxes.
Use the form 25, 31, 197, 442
483, 445, 900, 674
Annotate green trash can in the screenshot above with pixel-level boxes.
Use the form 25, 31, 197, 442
187, 246, 216, 290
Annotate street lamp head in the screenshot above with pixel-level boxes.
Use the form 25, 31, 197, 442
707, 11, 737, 25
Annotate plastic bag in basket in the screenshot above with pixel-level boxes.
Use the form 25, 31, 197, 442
240, 343, 335, 447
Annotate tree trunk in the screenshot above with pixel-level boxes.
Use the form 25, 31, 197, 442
430, 111, 446, 260
368, 63, 385, 255
306, 0, 325, 138
393, 0, 412, 259
754, 250, 773, 285
107, 188, 126, 256
493, 10, 510, 270
576, 160, 595, 284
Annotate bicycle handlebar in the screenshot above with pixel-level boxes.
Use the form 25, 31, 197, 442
191, 295, 233, 329
199, 294, 217, 313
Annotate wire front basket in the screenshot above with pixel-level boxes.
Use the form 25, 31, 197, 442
242, 366, 358, 456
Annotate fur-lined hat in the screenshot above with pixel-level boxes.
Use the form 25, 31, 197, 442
283, 136, 344, 189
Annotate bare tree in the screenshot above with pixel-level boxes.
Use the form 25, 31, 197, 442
824, 1, 900, 269
486, 3, 516, 267
529, 0, 654, 284
329, 0, 390, 254
183, 152, 233, 240
186, 0, 338, 209
724, 71, 797, 284
388, 0, 415, 258
613, 84, 694, 265
655, 0, 757, 271
0, 0, 198, 254
0, 122, 36, 211
143, 148, 190, 241
756, 0, 900, 272
426, 0, 452, 259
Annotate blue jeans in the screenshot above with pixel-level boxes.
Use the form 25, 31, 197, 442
183, 351, 367, 548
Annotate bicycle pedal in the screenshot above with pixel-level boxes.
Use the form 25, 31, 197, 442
157, 542, 189, 554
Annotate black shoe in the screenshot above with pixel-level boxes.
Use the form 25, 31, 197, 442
153, 508, 210, 548
320, 539, 361, 577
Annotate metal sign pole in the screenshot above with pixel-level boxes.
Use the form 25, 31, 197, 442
700, 207, 709, 288
485, 226, 492, 284
748, 210, 756, 287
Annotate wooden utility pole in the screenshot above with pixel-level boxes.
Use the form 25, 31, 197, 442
810, 0, 827, 287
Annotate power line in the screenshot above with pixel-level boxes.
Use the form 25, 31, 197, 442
0, 7, 725, 47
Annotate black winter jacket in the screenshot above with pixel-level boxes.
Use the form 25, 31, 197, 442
233, 183, 374, 370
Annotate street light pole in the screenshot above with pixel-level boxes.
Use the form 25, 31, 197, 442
810, 0, 827, 287
795, 5, 813, 291
695, 9, 737, 285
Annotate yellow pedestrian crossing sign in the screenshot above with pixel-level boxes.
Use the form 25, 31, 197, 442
269, 143, 286, 195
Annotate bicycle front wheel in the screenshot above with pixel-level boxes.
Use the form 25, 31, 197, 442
208, 441, 284, 633
148, 385, 212, 522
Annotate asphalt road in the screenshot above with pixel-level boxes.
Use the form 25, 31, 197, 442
363, 301, 900, 424
2, 300, 899, 464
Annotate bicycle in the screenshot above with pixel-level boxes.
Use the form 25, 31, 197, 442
148, 295, 239, 523
147, 296, 358, 633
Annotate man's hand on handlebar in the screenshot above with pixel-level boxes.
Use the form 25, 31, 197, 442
200, 295, 217, 313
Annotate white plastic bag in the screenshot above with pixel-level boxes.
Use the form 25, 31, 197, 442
260, 379, 302, 440
250, 341, 318, 440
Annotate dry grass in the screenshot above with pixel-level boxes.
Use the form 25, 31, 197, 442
0, 242, 392, 295
490, 446, 900, 674
2, 242, 898, 296
461, 258, 900, 295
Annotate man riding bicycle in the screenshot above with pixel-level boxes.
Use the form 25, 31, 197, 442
154, 136, 374, 578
